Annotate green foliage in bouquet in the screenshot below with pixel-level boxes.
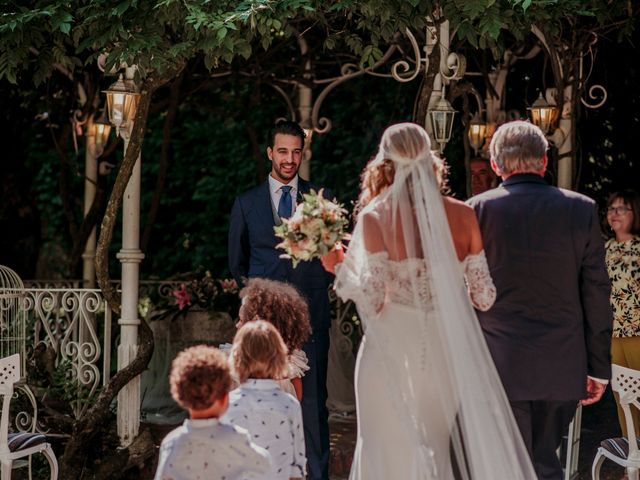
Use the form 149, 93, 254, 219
274, 189, 349, 267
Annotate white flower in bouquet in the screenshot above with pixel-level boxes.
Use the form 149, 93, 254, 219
274, 189, 349, 267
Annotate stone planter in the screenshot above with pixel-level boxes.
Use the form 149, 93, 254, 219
141, 309, 236, 424
166, 309, 236, 346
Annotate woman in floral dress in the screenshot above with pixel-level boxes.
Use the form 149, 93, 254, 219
605, 189, 640, 436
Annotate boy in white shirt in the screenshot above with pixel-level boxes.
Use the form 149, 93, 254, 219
155, 345, 271, 480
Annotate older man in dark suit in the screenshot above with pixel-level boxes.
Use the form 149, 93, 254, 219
228, 120, 332, 480
467, 120, 612, 480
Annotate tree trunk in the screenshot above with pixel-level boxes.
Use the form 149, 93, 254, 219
414, 24, 442, 125
58, 315, 155, 479
92, 429, 157, 479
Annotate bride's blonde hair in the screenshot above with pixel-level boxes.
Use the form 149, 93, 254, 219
356, 123, 446, 212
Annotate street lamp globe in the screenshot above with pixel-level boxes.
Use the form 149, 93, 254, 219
528, 92, 559, 135
91, 109, 112, 150
103, 74, 140, 136
427, 95, 457, 151
468, 113, 487, 154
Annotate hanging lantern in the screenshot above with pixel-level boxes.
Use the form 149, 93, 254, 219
91, 109, 112, 149
427, 95, 457, 151
468, 113, 487, 154
103, 74, 140, 135
527, 92, 559, 135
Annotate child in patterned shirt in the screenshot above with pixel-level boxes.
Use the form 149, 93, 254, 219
223, 321, 307, 480
155, 345, 271, 480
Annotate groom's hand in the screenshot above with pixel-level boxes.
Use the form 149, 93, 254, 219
580, 377, 606, 406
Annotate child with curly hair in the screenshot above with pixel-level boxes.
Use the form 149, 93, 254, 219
236, 278, 312, 400
154, 345, 271, 480
223, 320, 307, 480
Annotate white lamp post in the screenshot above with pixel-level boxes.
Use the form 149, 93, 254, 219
104, 66, 145, 447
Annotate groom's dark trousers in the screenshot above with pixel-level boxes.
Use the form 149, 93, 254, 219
468, 174, 612, 480
229, 179, 333, 480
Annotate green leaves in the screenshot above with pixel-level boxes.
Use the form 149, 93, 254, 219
50, 10, 73, 34
359, 44, 383, 68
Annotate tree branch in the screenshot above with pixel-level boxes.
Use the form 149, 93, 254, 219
59, 315, 154, 479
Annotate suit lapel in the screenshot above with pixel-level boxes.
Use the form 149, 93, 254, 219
255, 180, 277, 227
298, 178, 311, 204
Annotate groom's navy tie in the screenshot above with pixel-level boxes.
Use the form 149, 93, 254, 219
278, 185, 293, 219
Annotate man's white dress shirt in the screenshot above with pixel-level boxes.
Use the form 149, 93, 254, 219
154, 418, 271, 480
223, 379, 307, 479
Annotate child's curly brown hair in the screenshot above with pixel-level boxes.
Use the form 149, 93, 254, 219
169, 345, 232, 411
238, 278, 312, 351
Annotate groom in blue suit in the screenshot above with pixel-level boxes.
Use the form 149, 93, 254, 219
228, 120, 332, 480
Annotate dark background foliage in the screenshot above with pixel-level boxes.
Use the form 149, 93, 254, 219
0, 28, 638, 281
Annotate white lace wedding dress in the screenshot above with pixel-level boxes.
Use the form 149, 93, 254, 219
333, 123, 535, 480
337, 248, 496, 479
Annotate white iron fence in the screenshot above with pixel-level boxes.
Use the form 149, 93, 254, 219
3, 280, 362, 430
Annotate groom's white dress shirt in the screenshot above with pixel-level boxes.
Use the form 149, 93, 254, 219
268, 174, 299, 215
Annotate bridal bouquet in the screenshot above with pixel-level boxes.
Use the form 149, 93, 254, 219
274, 189, 349, 267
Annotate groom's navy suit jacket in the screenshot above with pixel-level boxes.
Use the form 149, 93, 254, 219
228, 177, 332, 480
468, 174, 612, 402
228, 178, 333, 330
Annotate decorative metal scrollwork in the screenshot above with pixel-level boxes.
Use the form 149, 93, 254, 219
391, 28, 424, 83
441, 52, 467, 81
329, 287, 363, 356
581, 84, 607, 109
22, 288, 110, 418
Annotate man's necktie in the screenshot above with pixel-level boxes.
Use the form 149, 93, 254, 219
278, 185, 293, 219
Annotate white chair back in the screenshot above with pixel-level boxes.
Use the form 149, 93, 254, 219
0, 354, 20, 457
612, 364, 640, 459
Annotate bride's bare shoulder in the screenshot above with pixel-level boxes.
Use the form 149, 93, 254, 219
442, 196, 475, 218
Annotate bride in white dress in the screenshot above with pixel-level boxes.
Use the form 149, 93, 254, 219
322, 123, 535, 479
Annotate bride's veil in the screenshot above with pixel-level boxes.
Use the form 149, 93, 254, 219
335, 123, 535, 479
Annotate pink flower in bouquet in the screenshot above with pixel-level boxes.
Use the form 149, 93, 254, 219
286, 238, 303, 256
220, 278, 238, 293
321, 229, 339, 247
299, 217, 326, 238
172, 284, 192, 310
296, 237, 317, 260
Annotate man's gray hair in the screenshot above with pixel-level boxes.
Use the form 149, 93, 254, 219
489, 121, 548, 175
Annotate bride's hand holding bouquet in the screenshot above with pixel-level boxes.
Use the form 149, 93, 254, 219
320, 242, 345, 274
274, 189, 349, 268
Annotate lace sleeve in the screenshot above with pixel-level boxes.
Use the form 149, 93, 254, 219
335, 251, 388, 319
464, 250, 496, 311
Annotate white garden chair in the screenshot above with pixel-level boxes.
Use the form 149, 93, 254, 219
592, 364, 640, 480
0, 354, 58, 480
